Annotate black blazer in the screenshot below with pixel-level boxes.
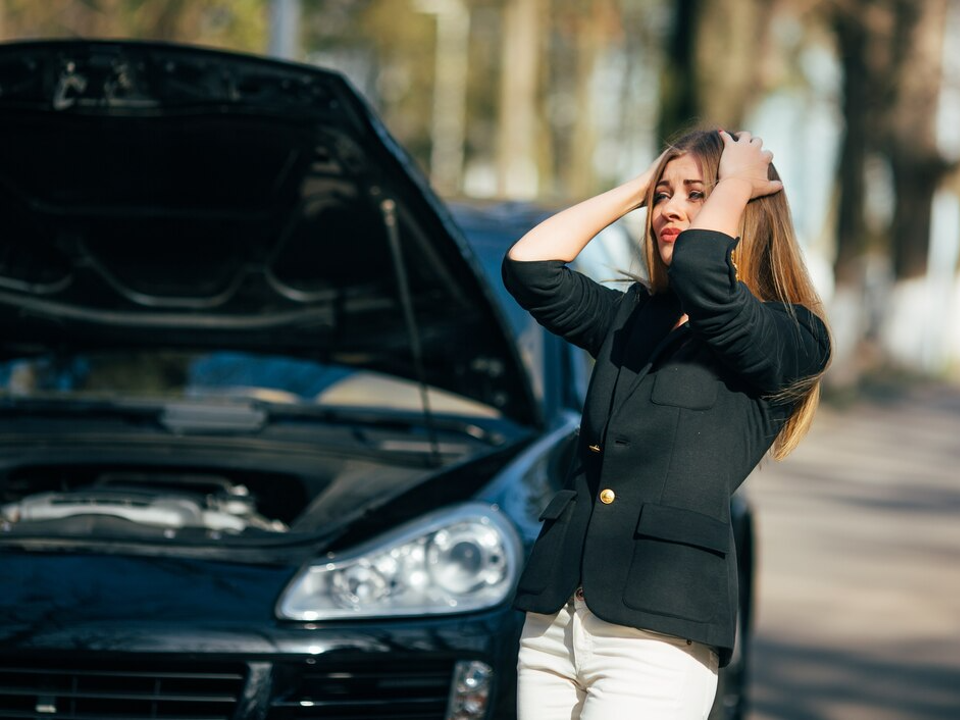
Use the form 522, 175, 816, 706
502, 229, 830, 667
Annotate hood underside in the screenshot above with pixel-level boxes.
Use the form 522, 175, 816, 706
0, 40, 535, 425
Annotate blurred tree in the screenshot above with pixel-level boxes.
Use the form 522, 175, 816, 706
544, 0, 625, 198
884, 0, 953, 281
828, 0, 953, 284
298, 0, 652, 200
0, 0, 268, 51
418, 0, 471, 196
497, 0, 544, 198
268, 0, 300, 59
657, 0, 698, 140
830, 1, 878, 286
530, 0, 665, 198
300, 1, 437, 181
658, 0, 776, 140
462, 1, 503, 195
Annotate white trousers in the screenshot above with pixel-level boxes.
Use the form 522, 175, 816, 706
517, 592, 719, 720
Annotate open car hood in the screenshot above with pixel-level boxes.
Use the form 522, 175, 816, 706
0, 40, 536, 425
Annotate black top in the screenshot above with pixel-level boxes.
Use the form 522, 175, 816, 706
502, 228, 831, 666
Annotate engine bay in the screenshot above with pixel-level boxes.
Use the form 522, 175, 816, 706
1, 471, 288, 536
0, 465, 312, 539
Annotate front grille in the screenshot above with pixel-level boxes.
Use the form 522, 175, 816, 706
0, 658, 246, 720
268, 659, 455, 720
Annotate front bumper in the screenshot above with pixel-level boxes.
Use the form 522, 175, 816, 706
0, 608, 524, 720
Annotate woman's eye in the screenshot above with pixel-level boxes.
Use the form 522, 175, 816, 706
689, 191, 705, 200
653, 192, 670, 204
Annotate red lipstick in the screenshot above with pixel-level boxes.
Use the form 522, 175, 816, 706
659, 227, 680, 242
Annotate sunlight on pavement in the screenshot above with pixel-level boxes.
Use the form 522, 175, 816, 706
744, 382, 960, 720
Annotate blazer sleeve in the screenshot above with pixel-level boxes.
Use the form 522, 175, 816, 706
667, 229, 831, 394
501, 255, 626, 358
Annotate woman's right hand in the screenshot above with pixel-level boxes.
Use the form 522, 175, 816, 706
717, 130, 782, 200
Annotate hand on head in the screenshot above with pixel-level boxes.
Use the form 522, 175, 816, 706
633, 147, 672, 208
717, 130, 783, 200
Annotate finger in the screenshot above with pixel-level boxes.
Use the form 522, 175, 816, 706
718, 128, 734, 145
761, 180, 784, 197
762, 149, 774, 162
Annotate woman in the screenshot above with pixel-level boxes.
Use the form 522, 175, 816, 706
502, 128, 831, 720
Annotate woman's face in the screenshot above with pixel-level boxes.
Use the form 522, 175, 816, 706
651, 154, 706, 266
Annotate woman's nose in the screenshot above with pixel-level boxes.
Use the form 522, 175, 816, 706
662, 195, 684, 218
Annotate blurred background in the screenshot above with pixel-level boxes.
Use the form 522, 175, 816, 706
3, 0, 960, 389
1, 2, 958, 718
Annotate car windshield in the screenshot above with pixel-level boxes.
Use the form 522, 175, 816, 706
0, 350, 501, 418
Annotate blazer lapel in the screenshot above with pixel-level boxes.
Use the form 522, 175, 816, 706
609, 322, 690, 419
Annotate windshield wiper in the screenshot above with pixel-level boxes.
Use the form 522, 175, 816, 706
0, 396, 267, 434
0, 395, 159, 421
159, 401, 266, 433
0, 395, 506, 445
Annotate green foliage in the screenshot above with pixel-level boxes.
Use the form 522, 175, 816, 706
0, 0, 268, 52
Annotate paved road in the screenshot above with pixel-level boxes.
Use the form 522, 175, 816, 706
744, 381, 960, 720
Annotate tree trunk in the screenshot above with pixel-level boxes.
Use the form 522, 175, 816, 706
497, 0, 544, 198
832, 11, 874, 285
695, 0, 774, 130
657, 0, 701, 141
889, 152, 944, 279
886, 0, 950, 281
567, 0, 600, 200
657, 0, 773, 141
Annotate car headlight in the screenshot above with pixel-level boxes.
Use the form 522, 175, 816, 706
277, 502, 522, 620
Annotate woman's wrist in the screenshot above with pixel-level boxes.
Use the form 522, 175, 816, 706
623, 174, 652, 211
714, 176, 753, 200
632, 149, 669, 208
689, 177, 752, 237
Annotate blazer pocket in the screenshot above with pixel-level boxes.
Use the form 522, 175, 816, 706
518, 490, 578, 594
622, 503, 728, 622
650, 364, 718, 410
635, 502, 728, 555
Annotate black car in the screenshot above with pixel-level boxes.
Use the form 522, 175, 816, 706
0, 40, 753, 720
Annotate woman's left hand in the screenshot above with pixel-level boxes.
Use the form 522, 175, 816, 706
687, 130, 782, 239
717, 130, 782, 200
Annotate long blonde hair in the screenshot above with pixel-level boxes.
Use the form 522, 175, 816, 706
642, 128, 831, 460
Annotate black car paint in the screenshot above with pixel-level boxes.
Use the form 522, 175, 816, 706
3, 551, 522, 717
0, 40, 751, 720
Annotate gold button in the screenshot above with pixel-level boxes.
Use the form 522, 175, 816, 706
588, 444, 601, 453
599, 488, 615, 504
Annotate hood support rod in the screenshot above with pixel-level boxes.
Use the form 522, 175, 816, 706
380, 198, 442, 465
